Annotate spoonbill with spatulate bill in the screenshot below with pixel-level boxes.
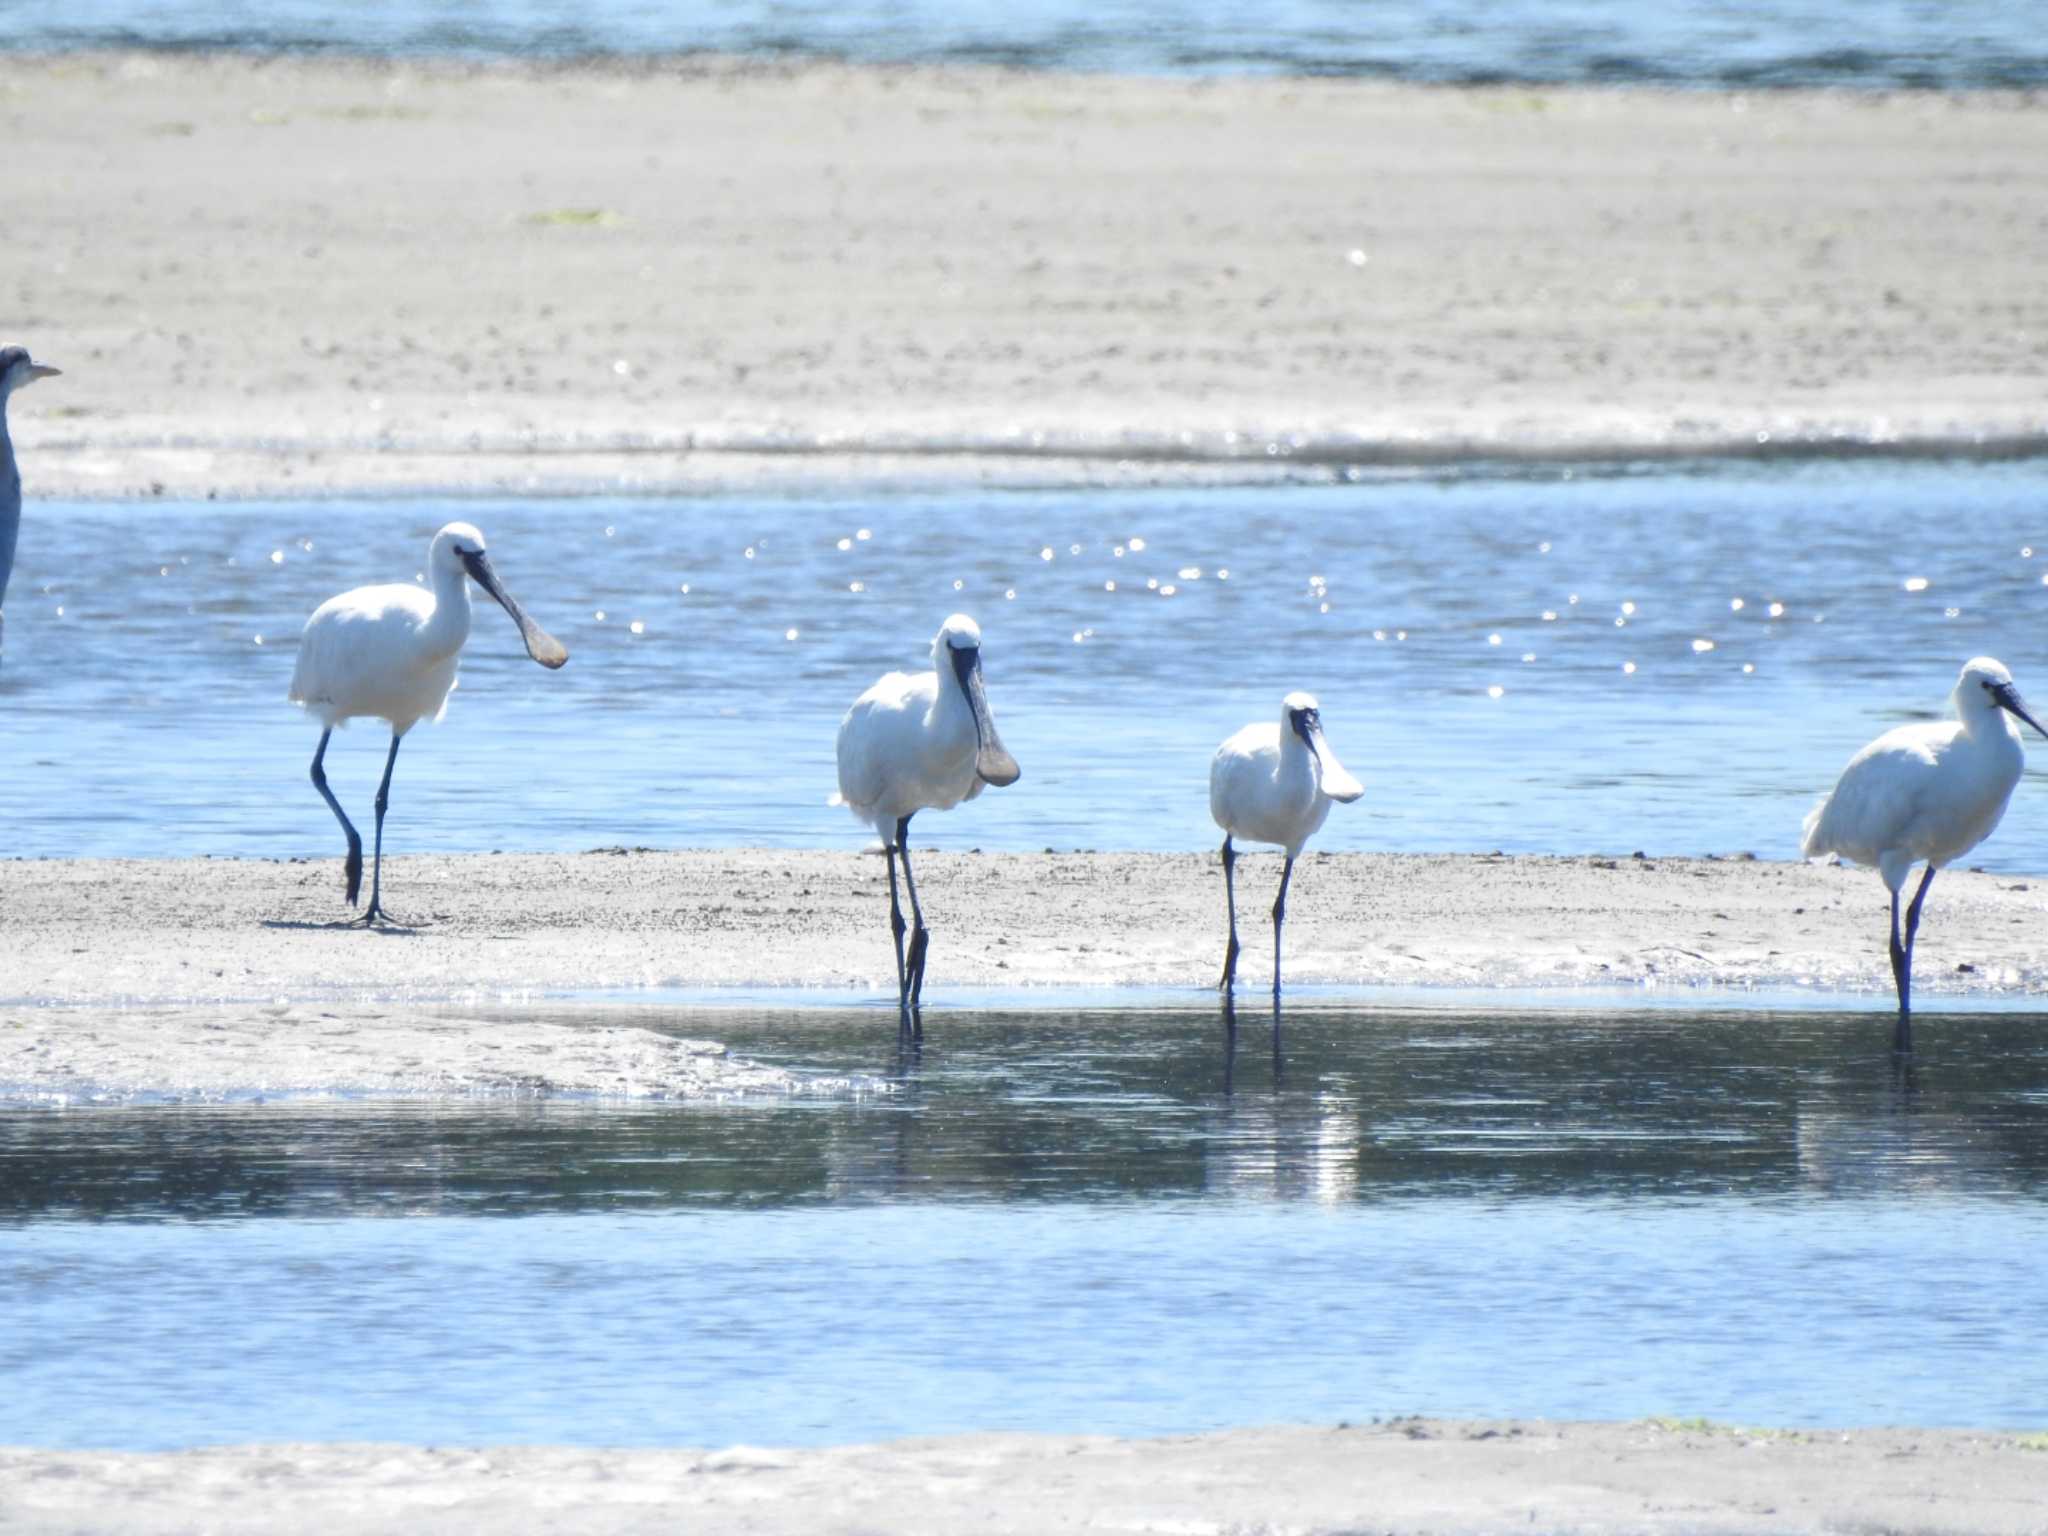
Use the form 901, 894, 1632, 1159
1211, 691, 1364, 996
289, 521, 567, 923
836, 613, 1020, 1026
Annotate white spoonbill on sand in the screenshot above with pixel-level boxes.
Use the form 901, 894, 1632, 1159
1211, 691, 1364, 995
0, 345, 61, 663
288, 521, 568, 923
836, 613, 1021, 1026
1802, 656, 2047, 1050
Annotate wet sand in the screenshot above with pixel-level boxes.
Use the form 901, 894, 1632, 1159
8, 54, 2048, 497
5, 1419, 2046, 1534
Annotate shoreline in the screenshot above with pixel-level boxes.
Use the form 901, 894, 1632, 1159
10, 53, 2047, 498
30, 429, 2048, 504
9, 848, 2046, 1005
4, 1418, 2046, 1534
6, 849, 2043, 1098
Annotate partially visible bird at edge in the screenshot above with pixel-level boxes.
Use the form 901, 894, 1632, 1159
0, 344, 62, 666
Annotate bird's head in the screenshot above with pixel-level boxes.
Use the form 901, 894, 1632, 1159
1283, 690, 1364, 803
1958, 657, 2048, 741
432, 521, 569, 670
934, 613, 1019, 787
932, 612, 983, 662
0, 346, 61, 400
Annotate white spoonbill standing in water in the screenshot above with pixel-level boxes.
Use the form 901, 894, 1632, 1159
1211, 691, 1364, 996
1802, 656, 2047, 1051
836, 614, 1020, 1026
0, 345, 61, 664
289, 521, 568, 923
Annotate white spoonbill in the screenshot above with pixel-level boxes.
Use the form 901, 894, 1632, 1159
289, 521, 568, 923
0, 345, 61, 662
836, 614, 1021, 1024
1802, 656, 2047, 1049
1211, 691, 1364, 995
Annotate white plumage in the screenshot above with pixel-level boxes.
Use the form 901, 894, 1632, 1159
1802, 656, 2045, 1045
836, 613, 1020, 1023
1210, 690, 1364, 995
289, 521, 567, 922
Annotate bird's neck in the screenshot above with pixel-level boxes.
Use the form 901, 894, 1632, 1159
1274, 729, 1319, 795
0, 398, 19, 605
421, 561, 474, 655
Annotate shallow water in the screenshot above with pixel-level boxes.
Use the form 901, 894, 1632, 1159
4, 0, 2044, 90
2, 1002, 2046, 1447
7, 461, 2048, 869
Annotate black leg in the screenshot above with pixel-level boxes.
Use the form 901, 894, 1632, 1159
1218, 836, 1241, 992
309, 728, 363, 907
1896, 866, 1937, 1054
884, 842, 911, 1026
1270, 991, 1285, 1084
897, 815, 931, 1013
1887, 886, 1907, 1005
1271, 854, 1297, 999
362, 732, 402, 924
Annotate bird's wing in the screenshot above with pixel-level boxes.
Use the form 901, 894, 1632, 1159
288, 583, 435, 706
834, 670, 931, 813
1209, 723, 1281, 833
1802, 726, 1944, 861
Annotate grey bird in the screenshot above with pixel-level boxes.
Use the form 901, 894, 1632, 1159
0, 345, 63, 662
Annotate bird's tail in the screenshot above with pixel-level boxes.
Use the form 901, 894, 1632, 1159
1799, 796, 1830, 859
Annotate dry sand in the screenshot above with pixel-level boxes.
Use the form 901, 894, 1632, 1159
6, 54, 2047, 497
5, 1419, 2047, 1535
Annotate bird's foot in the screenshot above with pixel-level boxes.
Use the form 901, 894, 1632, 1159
353, 898, 399, 928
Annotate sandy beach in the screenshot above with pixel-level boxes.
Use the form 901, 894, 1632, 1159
6, 1419, 2047, 1535
5, 54, 2046, 496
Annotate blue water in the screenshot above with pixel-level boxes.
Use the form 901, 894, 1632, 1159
1, 0, 2045, 90
3, 1003, 2046, 1446
7, 461, 2048, 869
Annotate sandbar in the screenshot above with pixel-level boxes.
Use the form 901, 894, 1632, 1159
6, 55, 2046, 497
3, 849, 2042, 1102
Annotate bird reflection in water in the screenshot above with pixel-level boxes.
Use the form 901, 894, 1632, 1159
1220, 992, 1284, 1096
